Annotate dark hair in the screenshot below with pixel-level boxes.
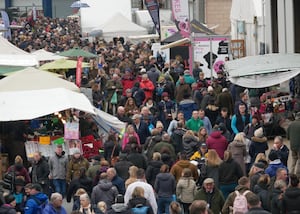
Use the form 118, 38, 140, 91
160, 164, 169, 173
221, 107, 228, 112
246, 192, 260, 207
169, 201, 182, 214
238, 176, 250, 186
290, 174, 299, 187
136, 168, 145, 179
79, 167, 87, 178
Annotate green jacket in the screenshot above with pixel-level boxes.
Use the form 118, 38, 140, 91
186, 118, 204, 132
287, 119, 300, 151
194, 187, 225, 214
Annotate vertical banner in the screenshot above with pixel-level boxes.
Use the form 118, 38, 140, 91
76, 56, 83, 87
171, 0, 190, 38
144, 0, 160, 36
32, 4, 37, 21
0, 10, 11, 40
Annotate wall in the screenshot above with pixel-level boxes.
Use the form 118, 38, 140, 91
52, 0, 73, 18
205, 0, 232, 35
11, 0, 41, 7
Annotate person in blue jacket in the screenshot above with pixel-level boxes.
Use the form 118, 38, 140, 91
24, 183, 48, 214
42, 193, 67, 214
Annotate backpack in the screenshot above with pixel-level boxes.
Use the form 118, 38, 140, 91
232, 190, 250, 214
131, 204, 149, 214
31, 197, 48, 214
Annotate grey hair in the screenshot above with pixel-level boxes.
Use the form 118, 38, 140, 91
274, 179, 287, 189
50, 192, 62, 203
79, 193, 90, 202
274, 136, 283, 143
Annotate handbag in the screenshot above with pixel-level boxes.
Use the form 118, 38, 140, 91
110, 91, 118, 104
110, 144, 119, 166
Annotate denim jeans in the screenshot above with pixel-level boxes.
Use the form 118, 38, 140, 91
157, 196, 173, 214
52, 179, 66, 197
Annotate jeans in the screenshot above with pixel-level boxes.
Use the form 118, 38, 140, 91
157, 196, 173, 214
52, 179, 66, 197
220, 183, 237, 200
291, 150, 300, 177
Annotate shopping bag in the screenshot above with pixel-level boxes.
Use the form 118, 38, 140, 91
110, 91, 118, 104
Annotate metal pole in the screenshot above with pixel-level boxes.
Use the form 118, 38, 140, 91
210, 36, 213, 80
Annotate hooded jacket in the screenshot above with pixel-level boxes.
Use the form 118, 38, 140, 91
282, 186, 300, 213
206, 131, 228, 159
170, 160, 199, 182
182, 134, 200, 159
24, 192, 48, 214
176, 177, 198, 203
154, 172, 176, 197
0, 204, 17, 214
48, 152, 68, 180
228, 140, 247, 175
146, 160, 163, 186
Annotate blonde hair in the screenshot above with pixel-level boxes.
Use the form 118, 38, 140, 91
129, 166, 138, 177
15, 155, 23, 164
255, 153, 267, 164
97, 201, 107, 213
75, 188, 87, 196
233, 132, 246, 143
206, 149, 222, 167
152, 152, 161, 161
132, 186, 144, 198
156, 121, 164, 129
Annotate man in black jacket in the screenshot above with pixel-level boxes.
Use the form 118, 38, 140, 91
245, 192, 271, 214
31, 152, 50, 195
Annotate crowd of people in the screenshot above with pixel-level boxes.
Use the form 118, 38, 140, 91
1, 15, 300, 214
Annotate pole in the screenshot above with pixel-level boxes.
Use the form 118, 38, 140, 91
210, 36, 213, 80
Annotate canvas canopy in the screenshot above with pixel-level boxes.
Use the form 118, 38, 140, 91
0, 88, 95, 121
0, 36, 38, 66
31, 49, 67, 62
225, 53, 300, 88
91, 13, 148, 40
0, 67, 79, 92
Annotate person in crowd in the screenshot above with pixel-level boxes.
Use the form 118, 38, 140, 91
105, 73, 123, 114
157, 92, 176, 130
24, 183, 48, 214
146, 152, 164, 187
87, 155, 102, 180
122, 124, 140, 151
243, 114, 261, 139
265, 150, 288, 178
216, 88, 234, 116
110, 194, 131, 214
189, 200, 211, 214
249, 127, 268, 165
175, 75, 192, 103
124, 169, 157, 214
7, 155, 31, 184
282, 174, 300, 213
107, 168, 125, 195
186, 110, 203, 133
116, 106, 132, 124
231, 103, 252, 135
167, 111, 185, 137
127, 186, 154, 214
194, 178, 225, 214
234, 92, 249, 115
48, 145, 68, 197
114, 153, 133, 182
170, 121, 186, 155
271, 136, 289, 167
66, 148, 90, 184
190, 142, 208, 161
176, 168, 198, 214
12, 178, 26, 213
227, 132, 247, 175
249, 162, 266, 192
43, 192, 67, 214
104, 133, 121, 164
215, 107, 233, 134
196, 72, 208, 89
198, 109, 213, 135
127, 142, 147, 170
182, 130, 200, 159
140, 74, 155, 103
201, 86, 215, 111
0, 194, 17, 214
205, 97, 219, 127
178, 92, 198, 121
71, 188, 87, 211
31, 152, 50, 195
132, 114, 151, 145
154, 164, 176, 214
92, 83, 103, 109
91, 173, 119, 210
131, 82, 146, 107
245, 192, 271, 214
222, 176, 252, 214
125, 166, 138, 189
219, 151, 244, 199
67, 167, 93, 203
169, 201, 182, 214
79, 193, 94, 214
124, 97, 139, 118
206, 127, 228, 160
253, 174, 271, 211
271, 180, 287, 214
170, 153, 199, 183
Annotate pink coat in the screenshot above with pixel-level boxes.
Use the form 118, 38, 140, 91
206, 131, 228, 159
122, 132, 140, 150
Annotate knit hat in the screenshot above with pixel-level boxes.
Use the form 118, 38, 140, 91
203, 178, 214, 184
254, 127, 264, 138
4, 194, 15, 204
207, 86, 214, 92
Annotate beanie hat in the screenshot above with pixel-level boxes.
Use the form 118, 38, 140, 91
254, 127, 264, 138
207, 86, 214, 92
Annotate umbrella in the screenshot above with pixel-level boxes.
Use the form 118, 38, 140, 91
58, 48, 98, 58
70, 1, 90, 8
40, 59, 90, 70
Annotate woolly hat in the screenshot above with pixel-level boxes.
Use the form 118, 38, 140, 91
254, 127, 264, 138
207, 86, 214, 92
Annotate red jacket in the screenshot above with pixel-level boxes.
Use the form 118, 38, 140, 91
206, 131, 228, 159
140, 79, 155, 102
121, 75, 136, 96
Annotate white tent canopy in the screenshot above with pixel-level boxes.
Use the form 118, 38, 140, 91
91, 13, 148, 40
0, 36, 38, 66
0, 88, 95, 121
31, 49, 67, 62
0, 67, 79, 92
226, 53, 300, 88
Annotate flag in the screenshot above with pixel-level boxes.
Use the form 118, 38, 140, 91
0, 10, 11, 40
32, 4, 37, 21
171, 0, 190, 38
144, 0, 160, 36
76, 57, 83, 87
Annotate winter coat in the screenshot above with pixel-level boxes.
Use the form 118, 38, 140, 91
140, 79, 155, 101
170, 128, 186, 154
131, 86, 145, 107
154, 172, 176, 197
185, 117, 203, 133
206, 131, 228, 159
282, 186, 300, 213
176, 177, 198, 203
42, 203, 67, 214
111, 175, 125, 195
66, 156, 90, 183
228, 140, 247, 175
48, 152, 68, 180
215, 115, 233, 134
67, 176, 93, 202
109, 203, 131, 214
91, 179, 118, 210
253, 183, 271, 211
182, 134, 200, 159
104, 140, 121, 162
271, 188, 283, 214
0, 205, 17, 214
175, 83, 191, 103
178, 99, 198, 120
127, 152, 147, 170
7, 165, 31, 184
134, 121, 151, 145
122, 132, 140, 150
147, 67, 160, 86
287, 119, 300, 151
219, 158, 243, 185
146, 160, 163, 187
205, 104, 219, 127
128, 197, 154, 214
24, 192, 48, 214
194, 187, 225, 214
170, 160, 199, 182
216, 91, 234, 116
265, 160, 288, 178
114, 160, 133, 181
151, 141, 176, 161
31, 157, 50, 184
245, 207, 271, 214
121, 75, 136, 96
249, 136, 268, 163
105, 79, 123, 102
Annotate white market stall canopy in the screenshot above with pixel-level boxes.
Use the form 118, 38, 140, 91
226, 53, 300, 88
0, 36, 38, 66
0, 88, 95, 121
0, 67, 79, 92
90, 13, 148, 40
31, 49, 67, 62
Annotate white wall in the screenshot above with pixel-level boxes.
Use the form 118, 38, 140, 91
80, 0, 132, 33
11, 0, 42, 7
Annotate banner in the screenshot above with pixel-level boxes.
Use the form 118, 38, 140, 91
0, 11, 11, 40
171, 0, 190, 38
64, 122, 80, 140
32, 4, 37, 21
76, 56, 83, 87
144, 0, 160, 35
